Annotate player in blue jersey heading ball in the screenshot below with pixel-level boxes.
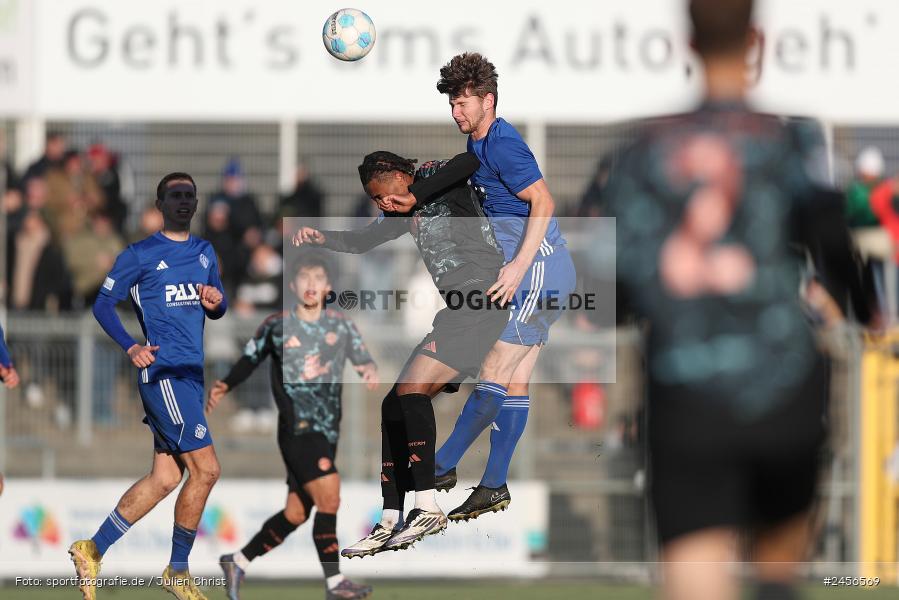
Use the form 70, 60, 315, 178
69, 172, 227, 600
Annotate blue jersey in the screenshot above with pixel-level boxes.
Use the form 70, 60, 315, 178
99, 233, 224, 384
467, 117, 564, 260
0, 323, 10, 367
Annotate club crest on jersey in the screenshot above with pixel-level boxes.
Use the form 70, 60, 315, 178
199, 254, 210, 269
165, 283, 201, 306
195, 424, 207, 439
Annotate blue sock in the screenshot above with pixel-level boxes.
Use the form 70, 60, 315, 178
481, 396, 529, 488
91, 508, 132, 556
435, 382, 507, 475
169, 523, 197, 572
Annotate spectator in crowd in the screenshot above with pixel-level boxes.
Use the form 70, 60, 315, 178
64, 213, 126, 307
6, 209, 72, 312
22, 131, 67, 185
234, 244, 283, 316
204, 199, 246, 298
129, 203, 165, 244
45, 149, 104, 240
846, 146, 885, 228
577, 156, 614, 218
87, 142, 129, 234
278, 159, 325, 220
0, 130, 20, 193
210, 157, 264, 247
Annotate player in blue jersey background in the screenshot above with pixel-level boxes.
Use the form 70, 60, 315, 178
0, 322, 19, 390
69, 172, 227, 600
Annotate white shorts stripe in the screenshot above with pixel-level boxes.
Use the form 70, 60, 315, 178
163, 379, 185, 425
517, 261, 539, 322
159, 380, 179, 425
519, 261, 545, 323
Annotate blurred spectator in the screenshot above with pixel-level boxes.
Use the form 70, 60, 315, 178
204, 199, 246, 298
87, 142, 129, 234
45, 149, 104, 240
577, 156, 614, 217
129, 203, 165, 244
278, 159, 324, 220
209, 157, 264, 248
234, 244, 283, 316
6, 176, 49, 236
846, 146, 885, 228
22, 130, 67, 185
64, 214, 126, 307
6, 210, 72, 312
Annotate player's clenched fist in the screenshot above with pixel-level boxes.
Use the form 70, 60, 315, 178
206, 380, 229, 414
0, 365, 19, 389
292, 226, 326, 246
127, 344, 159, 368
197, 283, 223, 311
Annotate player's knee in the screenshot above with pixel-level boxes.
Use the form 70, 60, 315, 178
154, 471, 182, 496
194, 460, 221, 487
316, 492, 340, 513
283, 504, 307, 525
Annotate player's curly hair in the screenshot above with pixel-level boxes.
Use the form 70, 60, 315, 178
689, 0, 754, 56
358, 151, 418, 185
436, 52, 499, 107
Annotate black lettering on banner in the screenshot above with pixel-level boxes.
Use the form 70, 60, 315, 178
359, 290, 375, 310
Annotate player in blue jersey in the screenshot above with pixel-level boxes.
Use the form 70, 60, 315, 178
69, 172, 227, 600
386, 53, 576, 520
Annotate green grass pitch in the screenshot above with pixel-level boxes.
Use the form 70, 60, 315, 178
2, 580, 896, 600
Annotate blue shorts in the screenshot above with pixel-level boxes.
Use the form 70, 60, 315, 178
138, 377, 213, 454
500, 244, 577, 346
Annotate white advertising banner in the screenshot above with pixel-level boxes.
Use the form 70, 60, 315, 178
4, 0, 898, 123
0, 0, 34, 115
0, 479, 548, 579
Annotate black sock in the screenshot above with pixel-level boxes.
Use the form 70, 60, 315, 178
240, 510, 299, 561
754, 581, 799, 600
381, 388, 411, 508
399, 393, 436, 492
312, 512, 340, 578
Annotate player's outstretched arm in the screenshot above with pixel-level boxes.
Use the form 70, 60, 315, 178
488, 179, 556, 305
380, 152, 481, 213
293, 217, 406, 254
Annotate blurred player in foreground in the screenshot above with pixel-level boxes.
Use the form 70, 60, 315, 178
294, 151, 508, 553
211, 252, 376, 600
605, 1, 871, 599
70, 173, 227, 600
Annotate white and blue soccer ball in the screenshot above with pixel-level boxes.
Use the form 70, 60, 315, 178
322, 8, 376, 62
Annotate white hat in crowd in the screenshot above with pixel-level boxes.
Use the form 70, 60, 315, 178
856, 146, 885, 178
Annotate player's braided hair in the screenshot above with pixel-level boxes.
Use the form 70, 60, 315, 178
358, 151, 418, 185
436, 52, 499, 108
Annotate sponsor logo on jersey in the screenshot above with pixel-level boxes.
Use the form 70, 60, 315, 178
199, 254, 210, 269
103, 276, 115, 291
156, 260, 169, 270
195, 424, 207, 439
165, 283, 201, 306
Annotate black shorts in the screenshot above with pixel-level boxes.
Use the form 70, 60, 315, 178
278, 431, 338, 492
415, 291, 509, 384
648, 358, 828, 544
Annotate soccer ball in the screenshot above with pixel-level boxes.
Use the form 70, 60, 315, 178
322, 8, 376, 62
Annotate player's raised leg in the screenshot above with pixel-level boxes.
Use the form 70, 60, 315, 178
69, 450, 185, 600
343, 386, 410, 558
220, 490, 308, 600
448, 344, 540, 521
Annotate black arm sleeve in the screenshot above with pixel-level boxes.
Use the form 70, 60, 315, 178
320, 216, 408, 254
408, 152, 480, 206
222, 356, 259, 389
797, 186, 873, 325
